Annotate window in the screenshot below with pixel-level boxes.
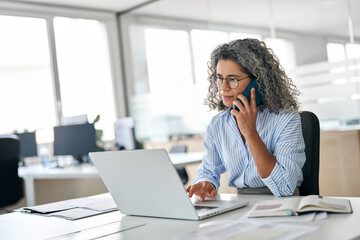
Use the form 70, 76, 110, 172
345, 43, 360, 60
0, 13, 118, 142
0, 15, 56, 134
53, 17, 116, 140
229, 32, 262, 41
136, 28, 197, 140
144, 28, 193, 95
327, 43, 346, 62
191, 29, 228, 87
326, 42, 360, 75
264, 38, 297, 72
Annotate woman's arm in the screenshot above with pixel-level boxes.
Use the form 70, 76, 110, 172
193, 119, 226, 190
232, 88, 305, 196
187, 116, 226, 201
232, 88, 276, 178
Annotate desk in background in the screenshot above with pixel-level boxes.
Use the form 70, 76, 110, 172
18, 152, 204, 206
0, 193, 359, 240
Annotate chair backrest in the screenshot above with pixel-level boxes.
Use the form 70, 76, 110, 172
299, 111, 320, 196
169, 145, 187, 154
0, 135, 24, 208
170, 145, 189, 185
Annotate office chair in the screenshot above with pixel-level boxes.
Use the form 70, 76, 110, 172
170, 145, 189, 185
0, 135, 24, 209
299, 111, 320, 196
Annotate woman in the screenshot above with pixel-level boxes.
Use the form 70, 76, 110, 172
186, 38, 305, 201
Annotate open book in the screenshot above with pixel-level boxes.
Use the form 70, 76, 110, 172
248, 195, 352, 218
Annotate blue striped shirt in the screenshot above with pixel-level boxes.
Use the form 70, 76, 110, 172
195, 108, 306, 197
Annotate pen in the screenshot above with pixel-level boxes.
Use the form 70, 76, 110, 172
286, 210, 294, 216
21, 209, 33, 213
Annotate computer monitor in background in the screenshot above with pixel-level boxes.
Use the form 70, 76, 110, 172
61, 114, 88, 126
114, 117, 137, 150
53, 123, 96, 164
15, 132, 38, 166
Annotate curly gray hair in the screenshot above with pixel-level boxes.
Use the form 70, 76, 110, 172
204, 38, 301, 113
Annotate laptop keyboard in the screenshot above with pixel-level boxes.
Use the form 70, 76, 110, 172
194, 206, 217, 214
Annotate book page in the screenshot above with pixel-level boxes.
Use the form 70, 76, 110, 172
299, 195, 351, 213
248, 198, 302, 217
298, 195, 320, 210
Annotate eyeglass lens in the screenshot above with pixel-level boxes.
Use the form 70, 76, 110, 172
216, 77, 239, 89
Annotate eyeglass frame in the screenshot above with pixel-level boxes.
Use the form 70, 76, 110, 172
215, 75, 250, 89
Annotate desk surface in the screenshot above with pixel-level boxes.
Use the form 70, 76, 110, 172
1, 193, 359, 240
18, 151, 203, 178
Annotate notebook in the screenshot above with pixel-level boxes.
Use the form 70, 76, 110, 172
89, 149, 248, 220
247, 195, 352, 218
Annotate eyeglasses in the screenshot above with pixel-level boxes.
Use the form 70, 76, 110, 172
216, 75, 249, 89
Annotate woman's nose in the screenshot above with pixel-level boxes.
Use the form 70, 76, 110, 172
221, 80, 231, 91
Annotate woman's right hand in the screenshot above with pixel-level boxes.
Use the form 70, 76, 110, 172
186, 181, 217, 202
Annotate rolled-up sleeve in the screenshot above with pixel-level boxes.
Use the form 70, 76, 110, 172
261, 112, 306, 196
194, 122, 226, 190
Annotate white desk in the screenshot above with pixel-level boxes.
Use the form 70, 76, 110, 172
18, 152, 203, 206
0, 194, 359, 240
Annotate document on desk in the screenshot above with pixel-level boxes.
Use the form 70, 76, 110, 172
17, 197, 115, 213
18, 201, 76, 214
49, 221, 145, 240
174, 219, 319, 240
16, 197, 118, 220
78, 198, 118, 211
49, 208, 111, 221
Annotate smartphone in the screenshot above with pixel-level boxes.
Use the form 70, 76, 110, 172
233, 78, 262, 111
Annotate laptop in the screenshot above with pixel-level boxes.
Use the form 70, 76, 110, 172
89, 149, 248, 220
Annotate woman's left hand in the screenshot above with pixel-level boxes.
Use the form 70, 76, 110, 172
231, 88, 258, 138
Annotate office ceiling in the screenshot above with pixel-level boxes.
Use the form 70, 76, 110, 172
9, 0, 360, 39
11, 0, 155, 12
130, 0, 360, 39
